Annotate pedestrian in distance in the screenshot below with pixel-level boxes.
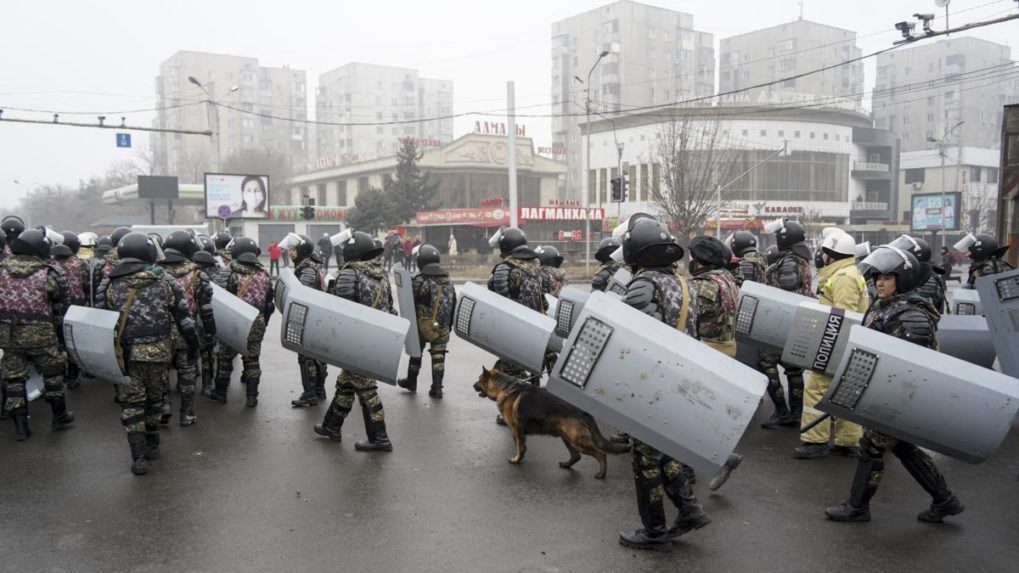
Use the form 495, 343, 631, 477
268, 240, 281, 277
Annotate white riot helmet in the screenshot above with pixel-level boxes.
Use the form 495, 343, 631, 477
821, 230, 856, 257
77, 231, 98, 248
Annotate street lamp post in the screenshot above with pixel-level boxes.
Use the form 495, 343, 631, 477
12, 180, 32, 227
188, 76, 238, 174
581, 50, 610, 276
927, 121, 964, 250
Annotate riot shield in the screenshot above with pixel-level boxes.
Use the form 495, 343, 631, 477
210, 283, 259, 357
781, 302, 864, 376
976, 269, 1019, 377
605, 267, 632, 296
950, 288, 982, 315
280, 280, 409, 385
818, 325, 1019, 464
938, 314, 996, 369
453, 282, 555, 373
62, 305, 131, 386
392, 264, 423, 358
545, 294, 563, 352
735, 281, 815, 354
546, 291, 767, 476
553, 287, 591, 340
0, 351, 45, 399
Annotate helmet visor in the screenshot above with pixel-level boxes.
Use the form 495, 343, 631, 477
858, 245, 913, 279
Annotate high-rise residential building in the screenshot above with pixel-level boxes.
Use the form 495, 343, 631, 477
719, 19, 863, 110
873, 37, 1019, 152
314, 63, 453, 167
550, 0, 715, 200
154, 51, 308, 180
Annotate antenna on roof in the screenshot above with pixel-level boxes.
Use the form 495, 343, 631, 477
799, 0, 805, 20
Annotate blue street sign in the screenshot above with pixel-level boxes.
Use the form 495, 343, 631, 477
116, 133, 132, 148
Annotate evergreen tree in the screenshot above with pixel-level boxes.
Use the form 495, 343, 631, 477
385, 138, 438, 223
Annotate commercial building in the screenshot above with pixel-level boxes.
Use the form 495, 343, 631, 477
551, 0, 715, 198
153, 51, 309, 180
1000, 103, 1019, 268
718, 19, 863, 110
873, 37, 1019, 152
312, 63, 453, 171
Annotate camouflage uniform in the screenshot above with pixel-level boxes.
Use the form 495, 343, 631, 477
689, 267, 739, 357
487, 253, 547, 382
293, 256, 329, 403
624, 268, 706, 536
324, 258, 395, 425
915, 271, 947, 315
191, 255, 220, 396
212, 260, 274, 404
734, 249, 767, 287
591, 261, 623, 292
965, 258, 1014, 289
403, 267, 457, 394
52, 252, 88, 387
159, 259, 215, 420
760, 250, 814, 424
540, 266, 568, 297
0, 255, 70, 436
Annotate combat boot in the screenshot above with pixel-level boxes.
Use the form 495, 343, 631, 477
355, 419, 393, 452
208, 374, 229, 404
291, 362, 318, 407
159, 390, 172, 426
664, 471, 711, 539
793, 442, 831, 459
315, 364, 328, 402
200, 363, 214, 398
49, 397, 75, 431
825, 501, 871, 522
428, 370, 443, 399
145, 429, 161, 460
179, 396, 197, 426
127, 432, 150, 475
761, 380, 791, 429
708, 453, 742, 491
314, 409, 344, 442
397, 357, 420, 393
783, 372, 804, 428
826, 441, 881, 522
244, 373, 259, 407
895, 444, 964, 523
619, 475, 672, 552
12, 409, 31, 441
917, 495, 965, 523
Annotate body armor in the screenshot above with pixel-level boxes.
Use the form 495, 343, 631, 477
737, 250, 767, 286
689, 268, 738, 343
766, 252, 814, 298
540, 266, 568, 297
591, 261, 623, 292
625, 268, 698, 336
52, 255, 86, 306
488, 255, 547, 313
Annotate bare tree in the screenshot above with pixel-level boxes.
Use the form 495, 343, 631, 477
220, 148, 293, 192
652, 115, 744, 239
177, 148, 212, 184
963, 179, 997, 234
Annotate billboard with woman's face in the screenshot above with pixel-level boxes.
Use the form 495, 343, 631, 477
204, 173, 270, 219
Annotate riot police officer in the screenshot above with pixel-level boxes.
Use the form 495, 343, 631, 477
314, 231, 395, 451
591, 237, 623, 292
729, 231, 766, 286
825, 246, 964, 523
889, 235, 946, 314
210, 237, 274, 407
536, 245, 567, 297
51, 231, 88, 389
159, 231, 217, 425
191, 241, 221, 397
487, 227, 546, 385
286, 234, 330, 408
102, 226, 133, 279
958, 233, 1013, 288
617, 218, 710, 552
397, 244, 457, 399
760, 219, 814, 429
96, 232, 198, 475
213, 231, 233, 265
0, 229, 74, 441
1, 215, 25, 248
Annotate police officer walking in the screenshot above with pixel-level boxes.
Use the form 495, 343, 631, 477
486, 227, 547, 380
213, 232, 233, 266
191, 241, 221, 398
397, 244, 457, 399
729, 231, 766, 286
0, 229, 74, 441
209, 237, 274, 407
286, 234, 330, 408
536, 245, 568, 297
825, 245, 964, 523
314, 232, 395, 451
96, 232, 198, 474
50, 231, 88, 389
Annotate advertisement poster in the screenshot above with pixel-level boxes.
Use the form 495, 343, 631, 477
911, 192, 960, 232
204, 173, 270, 220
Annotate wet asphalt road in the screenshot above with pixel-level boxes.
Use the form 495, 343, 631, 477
1, 286, 1018, 573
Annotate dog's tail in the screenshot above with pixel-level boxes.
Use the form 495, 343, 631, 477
583, 414, 631, 454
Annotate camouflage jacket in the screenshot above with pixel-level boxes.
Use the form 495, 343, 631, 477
413, 270, 457, 329
766, 251, 815, 298
52, 254, 88, 306
331, 258, 395, 314
294, 257, 326, 291
101, 249, 120, 281
218, 260, 275, 319
84, 255, 108, 307
488, 254, 547, 313
916, 271, 947, 315
591, 261, 623, 292
625, 267, 698, 337
689, 267, 739, 343
965, 258, 1014, 289
862, 292, 939, 350
0, 255, 68, 349
160, 259, 216, 340
540, 266, 568, 297
735, 250, 767, 286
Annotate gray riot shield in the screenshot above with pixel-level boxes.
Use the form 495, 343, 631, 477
392, 264, 422, 358
818, 325, 1019, 464
735, 281, 815, 354
545, 294, 563, 352
605, 267, 632, 296
976, 269, 1019, 377
210, 283, 259, 357
553, 287, 591, 340
280, 280, 409, 385
453, 282, 555, 373
0, 350, 44, 399
62, 305, 131, 386
938, 314, 996, 369
781, 302, 864, 376
546, 291, 768, 476
950, 287, 982, 315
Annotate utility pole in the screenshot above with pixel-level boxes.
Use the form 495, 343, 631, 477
581, 50, 610, 276
927, 121, 964, 249
188, 77, 237, 174
616, 142, 625, 222
715, 141, 788, 239
507, 81, 518, 228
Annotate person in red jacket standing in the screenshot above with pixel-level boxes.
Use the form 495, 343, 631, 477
268, 241, 281, 277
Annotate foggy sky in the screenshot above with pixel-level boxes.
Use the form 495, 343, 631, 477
2, 0, 1016, 212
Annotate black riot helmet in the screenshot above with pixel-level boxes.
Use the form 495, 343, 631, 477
60, 231, 80, 255
417, 244, 441, 268
1, 215, 26, 243
595, 237, 621, 263
342, 231, 376, 262
10, 228, 52, 259
688, 236, 729, 268
371, 238, 385, 259
288, 233, 315, 262
95, 235, 114, 255
765, 218, 806, 250
536, 245, 564, 268
231, 236, 261, 264
214, 231, 232, 250
889, 235, 932, 264
730, 231, 758, 256
117, 232, 158, 264
164, 230, 198, 258
198, 235, 216, 255
192, 250, 216, 266
858, 245, 924, 294
969, 233, 1009, 262
496, 227, 528, 256
622, 218, 684, 267
110, 226, 132, 246
0, 233, 5, 252
764, 244, 781, 266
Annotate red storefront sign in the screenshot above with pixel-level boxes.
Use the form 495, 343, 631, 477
518, 207, 605, 221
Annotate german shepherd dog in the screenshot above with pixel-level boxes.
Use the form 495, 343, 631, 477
473, 367, 630, 478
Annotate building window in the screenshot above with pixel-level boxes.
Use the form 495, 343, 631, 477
810, 132, 815, 139
779, 59, 794, 71
778, 130, 784, 137
760, 130, 767, 137
970, 166, 982, 182
904, 168, 925, 184
794, 131, 801, 138
337, 183, 348, 205
779, 39, 795, 52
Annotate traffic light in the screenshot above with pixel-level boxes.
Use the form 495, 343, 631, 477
302, 205, 315, 220
610, 177, 622, 202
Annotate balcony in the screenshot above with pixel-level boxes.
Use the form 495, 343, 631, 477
852, 161, 889, 172
852, 201, 888, 212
